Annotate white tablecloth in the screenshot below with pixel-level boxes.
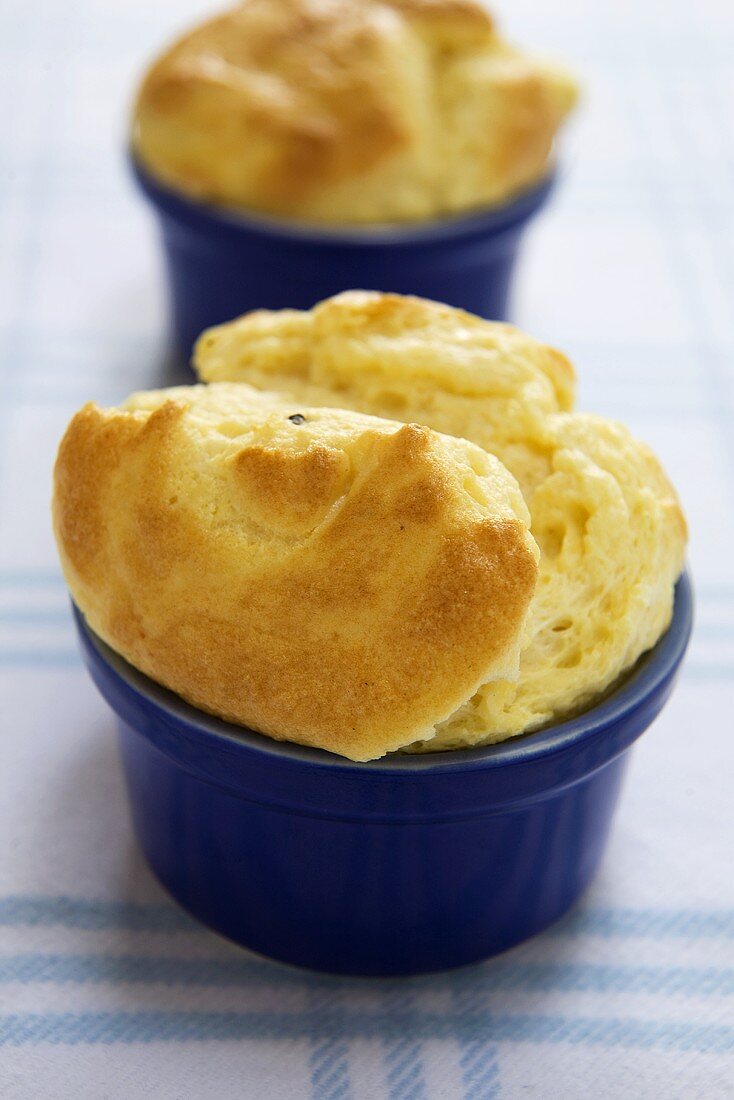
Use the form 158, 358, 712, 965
1, 0, 733, 1096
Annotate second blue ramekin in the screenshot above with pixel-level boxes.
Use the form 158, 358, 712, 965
131, 158, 557, 363
74, 572, 692, 976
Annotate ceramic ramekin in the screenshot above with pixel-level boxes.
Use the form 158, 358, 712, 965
131, 157, 557, 363
74, 571, 692, 977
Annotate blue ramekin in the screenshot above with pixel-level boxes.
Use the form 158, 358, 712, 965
74, 571, 692, 977
130, 157, 557, 363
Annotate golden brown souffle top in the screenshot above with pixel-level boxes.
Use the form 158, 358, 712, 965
131, 0, 578, 224
52, 293, 686, 762
53, 385, 539, 762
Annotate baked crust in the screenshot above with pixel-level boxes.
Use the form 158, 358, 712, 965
53, 383, 538, 760
196, 292, 688, 749
132, 0, 577, 222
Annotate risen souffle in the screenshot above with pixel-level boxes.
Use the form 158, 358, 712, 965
132, 0, 577, 224
196, 292, 687, 751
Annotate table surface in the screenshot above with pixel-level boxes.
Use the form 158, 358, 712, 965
1, 0, 733, 1097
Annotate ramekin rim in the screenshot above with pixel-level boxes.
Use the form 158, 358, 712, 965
128, 152, 558, 247
74, 568, 693, 774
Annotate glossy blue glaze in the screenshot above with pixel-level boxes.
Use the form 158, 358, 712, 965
131, 158, 557, 363
74, 572, 692, 976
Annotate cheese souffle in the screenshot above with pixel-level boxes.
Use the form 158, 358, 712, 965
53, 293, 685, 761
53, 386, 538, 761
132, 0, 577, 225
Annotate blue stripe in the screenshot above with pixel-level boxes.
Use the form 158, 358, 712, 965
0, 608, 70, 623
0, 1010, 731, 1052
0, 897, 196, 932
459, 1038, 501, 1100
0, 650, 80, 667
381, 990, 428, 1100
3, 896, 732, 939
309, 1039, 351, 1100
308, 989, 352, 1100
551, 907, 734, 940
0, 572, 64, 587
453, 984, 501, 1100
1, 954, 732, 999
384, 1043, 426, 1100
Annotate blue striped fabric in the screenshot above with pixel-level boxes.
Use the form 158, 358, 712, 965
2, 952, 734, 997
0, 1009, 732, 1055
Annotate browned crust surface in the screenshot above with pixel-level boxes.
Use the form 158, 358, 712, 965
53, 388, 538, 760
131, 0, 577, 222
193, 292, 688, 750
